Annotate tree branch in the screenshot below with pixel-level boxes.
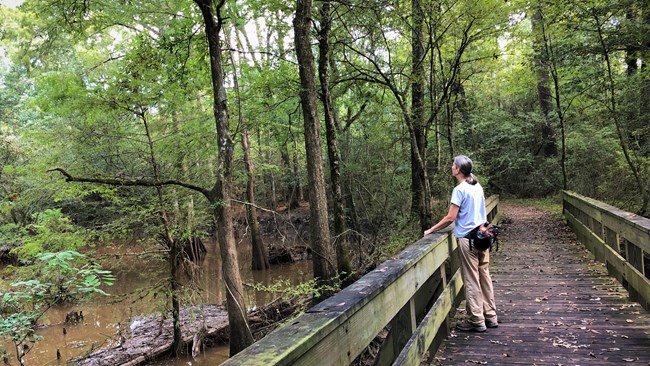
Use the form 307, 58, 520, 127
48, 168, 214, 200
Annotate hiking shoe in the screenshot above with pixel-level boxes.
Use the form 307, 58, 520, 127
456, 321, 486, 332
485, 318, 499, 328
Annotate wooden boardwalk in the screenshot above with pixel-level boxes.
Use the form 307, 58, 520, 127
432, 203, 650, 365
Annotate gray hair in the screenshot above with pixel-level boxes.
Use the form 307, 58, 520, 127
453, 155, 478, 185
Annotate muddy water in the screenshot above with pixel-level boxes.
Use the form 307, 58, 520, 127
1, 239, 312, 366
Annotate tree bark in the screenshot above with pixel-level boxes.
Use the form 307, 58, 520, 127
194, 0, 254, 355
294, 0, 337, 289
242, 127, 269, 270
318, 0, 352, 279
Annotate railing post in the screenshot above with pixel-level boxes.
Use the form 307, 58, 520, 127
562, 191, 650, 311
427, 262, 450, 358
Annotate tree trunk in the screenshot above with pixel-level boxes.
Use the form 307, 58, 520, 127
531, 6, 558, 157
411, 0, 432, 231
292, 144, 304, 203
294, 0, 337, 289
224, 23, 270, 271
318, 0, 352, 279
140, 113, 183, 356
281, 144, 301, 209
242, 127, 270, 270
266, 133, 278, 210
194, 0, 254, 355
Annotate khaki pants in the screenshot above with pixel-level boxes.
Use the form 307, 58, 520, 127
458, 237, 497, 325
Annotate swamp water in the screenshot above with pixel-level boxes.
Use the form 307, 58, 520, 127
1, 238, 312, 365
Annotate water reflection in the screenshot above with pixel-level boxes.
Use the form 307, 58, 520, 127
0, 238, 312, 366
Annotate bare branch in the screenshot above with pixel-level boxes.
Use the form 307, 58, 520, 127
48, 168, 214, 200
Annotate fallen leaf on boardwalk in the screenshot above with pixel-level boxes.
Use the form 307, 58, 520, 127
625, 319, 634, 323
511, 340, 523, 343
622, 357, 637, 362
503, 353, 511, 357
607, 348, 620, 352
534, 297, 547, 302
620, 335, 628, 338
465, 360, 487, 365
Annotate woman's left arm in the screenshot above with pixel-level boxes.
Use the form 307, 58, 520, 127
423, 204, 459, 236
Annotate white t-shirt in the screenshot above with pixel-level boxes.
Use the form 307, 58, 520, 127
450, 181, 487, 238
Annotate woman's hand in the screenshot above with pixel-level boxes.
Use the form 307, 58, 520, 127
423, 227, 435, 236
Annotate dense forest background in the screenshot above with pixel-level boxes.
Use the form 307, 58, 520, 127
0, 0, 649, 361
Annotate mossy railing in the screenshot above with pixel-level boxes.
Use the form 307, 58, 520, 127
563, 191, 650, 311
223, 195, 499, 366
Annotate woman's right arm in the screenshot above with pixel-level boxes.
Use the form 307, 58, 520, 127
423, 204, 459, 236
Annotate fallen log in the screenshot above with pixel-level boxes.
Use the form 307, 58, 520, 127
71, 296, 308, 366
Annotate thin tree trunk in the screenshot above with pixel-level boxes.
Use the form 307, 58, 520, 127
140, 112, 182, 355
532, 6, 558, 157
539, 14, 568, 190
318, 0, 352, 279
243, 127, 269, 270
292, 144, 304, 202
224, 23, 270, 271
594, 13, 649, 215
294, 0, 337, 290
194, 0, 254, 355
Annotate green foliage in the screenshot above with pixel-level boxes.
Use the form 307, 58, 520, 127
0, 250, 113, 364
374, 216, 422, 264
10, 209, 87, 260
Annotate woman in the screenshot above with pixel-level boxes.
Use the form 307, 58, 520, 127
423, 155, 498, 332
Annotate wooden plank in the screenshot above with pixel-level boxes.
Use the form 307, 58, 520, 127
565, 191, 650, 253
565, 210, 650, 311
392, 272, 463, 366
223, 233, 453, 366
374, 298, 416, 366
563, 192, 602, 226
566, 210, 606, 262
602, 212, 650, 253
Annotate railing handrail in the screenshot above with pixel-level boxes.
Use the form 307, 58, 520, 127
563, 191, 650, 252
222, 196, 499, 366
562, 191, 650, 311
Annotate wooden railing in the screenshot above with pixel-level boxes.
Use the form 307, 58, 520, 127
223, 195, 499, 366
563, 191, 650, 311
